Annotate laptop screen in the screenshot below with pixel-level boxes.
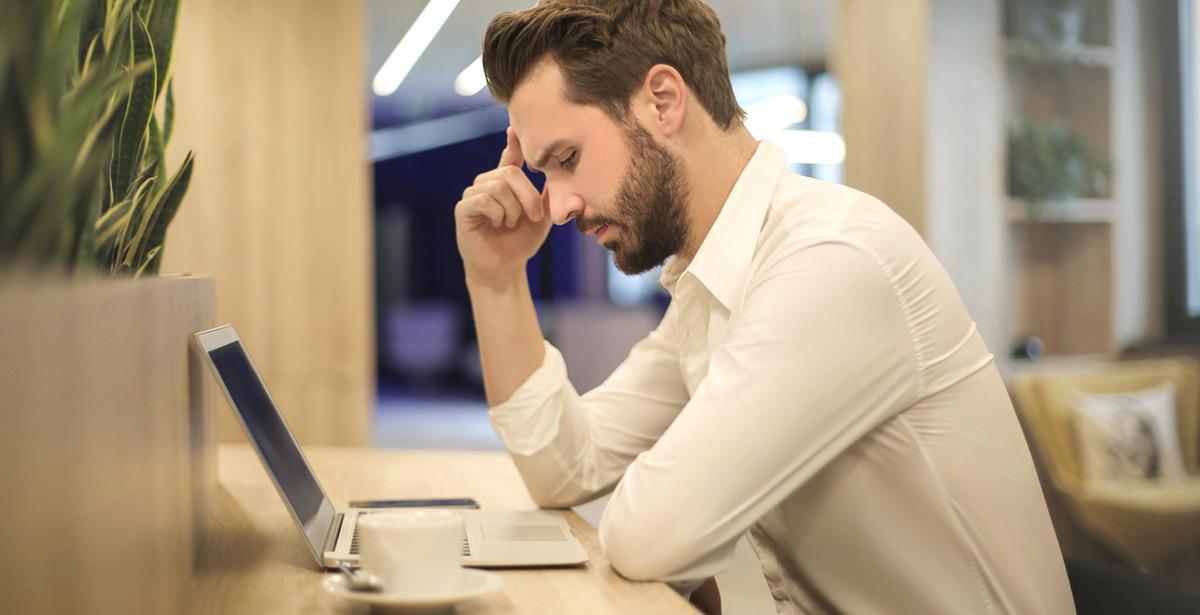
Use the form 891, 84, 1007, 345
203, 332, 337, 562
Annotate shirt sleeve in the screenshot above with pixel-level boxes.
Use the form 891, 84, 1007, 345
598, 240, 923, 582
488, 301, 692, 509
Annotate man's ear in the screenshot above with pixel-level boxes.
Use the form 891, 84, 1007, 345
641, 64, 687, 137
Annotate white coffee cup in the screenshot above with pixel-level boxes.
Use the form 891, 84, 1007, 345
357, 509, 464, 595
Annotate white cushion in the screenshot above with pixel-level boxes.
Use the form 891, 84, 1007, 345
1071, 382, 1187, 482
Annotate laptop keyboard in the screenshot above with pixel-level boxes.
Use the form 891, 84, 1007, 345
349, 515, 472, 557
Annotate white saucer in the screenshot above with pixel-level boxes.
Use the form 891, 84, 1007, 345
324, 568, 503, 613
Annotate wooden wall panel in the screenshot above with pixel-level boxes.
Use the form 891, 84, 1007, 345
834, 0, 928, 234
1011, 224, 1114, 355
0, 277, 216, 615
162, 0, 373, 445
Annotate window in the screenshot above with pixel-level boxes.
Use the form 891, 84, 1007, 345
1164, 0, 1200, 336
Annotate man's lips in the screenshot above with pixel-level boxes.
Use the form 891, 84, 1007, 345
595, 224, 609, 243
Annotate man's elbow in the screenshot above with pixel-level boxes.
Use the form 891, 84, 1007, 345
600, 518, 695, 581
525, 479, 606, 510
527, 488, 583, 510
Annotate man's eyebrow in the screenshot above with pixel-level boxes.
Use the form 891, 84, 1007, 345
528, 139, 570, 173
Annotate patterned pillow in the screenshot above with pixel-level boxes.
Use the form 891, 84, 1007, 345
1071, 382, 1187, 482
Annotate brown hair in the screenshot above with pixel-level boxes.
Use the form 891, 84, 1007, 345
481, 0, 745, 130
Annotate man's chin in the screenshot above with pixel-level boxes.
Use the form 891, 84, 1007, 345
612, 248, 664, 276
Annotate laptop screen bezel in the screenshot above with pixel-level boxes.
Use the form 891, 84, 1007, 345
194, 324, 338, 567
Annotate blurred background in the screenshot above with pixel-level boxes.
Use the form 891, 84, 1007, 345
10, 0, 1200, 611
151, 0, 1199, 611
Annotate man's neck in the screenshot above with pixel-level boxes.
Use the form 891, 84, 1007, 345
678, 125, 759, 260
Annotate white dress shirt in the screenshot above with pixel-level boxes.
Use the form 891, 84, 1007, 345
489, 141, 1075, 614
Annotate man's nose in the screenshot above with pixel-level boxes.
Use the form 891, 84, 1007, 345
546, 188, 584, 226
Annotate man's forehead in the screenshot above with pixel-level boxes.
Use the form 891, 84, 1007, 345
509, 111, 579, 171
507, 60, 571, 147
506, 59, 625, 166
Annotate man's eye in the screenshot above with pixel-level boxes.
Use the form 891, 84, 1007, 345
560, 151, 578, 169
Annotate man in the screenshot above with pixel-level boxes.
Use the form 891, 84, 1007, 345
453, 1, 1074, 613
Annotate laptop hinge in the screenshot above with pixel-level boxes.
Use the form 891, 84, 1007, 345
323, 512, 344, 555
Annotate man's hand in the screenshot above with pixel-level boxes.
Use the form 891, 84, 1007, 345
454, 127, 552, 289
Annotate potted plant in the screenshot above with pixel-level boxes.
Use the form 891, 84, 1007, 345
1007, 120, 1111, 218
1006, 0, 1108, 50
0, 2, 215, 612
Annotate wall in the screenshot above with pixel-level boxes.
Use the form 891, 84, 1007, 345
835, 0, 1163, 364
1112, 0, 1164, 346
924, 0, 1009, 364
163, 0, 374, 445
834, 0, 929, 234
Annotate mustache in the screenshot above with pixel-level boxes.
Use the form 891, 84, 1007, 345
575, 215, 620, 235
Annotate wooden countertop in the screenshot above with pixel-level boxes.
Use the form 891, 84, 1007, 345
187, 444, 696, 614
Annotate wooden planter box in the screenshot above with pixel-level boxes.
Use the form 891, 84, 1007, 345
0, 275, 216, 614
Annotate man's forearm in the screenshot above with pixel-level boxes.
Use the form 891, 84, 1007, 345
467, 274, 546, 406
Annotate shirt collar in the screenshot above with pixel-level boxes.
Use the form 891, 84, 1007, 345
659, 140, 787, 310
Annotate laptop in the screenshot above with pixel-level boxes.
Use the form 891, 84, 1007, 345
194, 324, 589, 569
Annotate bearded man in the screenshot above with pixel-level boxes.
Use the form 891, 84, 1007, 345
452, 1, 1074, 613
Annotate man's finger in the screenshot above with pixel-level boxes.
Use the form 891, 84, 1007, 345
457, 194, 506, 228
482, 180, 523, 228
465, 166, 543, 224
498, 126, 525, 169
499, 166, 543, 221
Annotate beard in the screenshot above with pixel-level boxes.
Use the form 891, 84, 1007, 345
576, 121, 690, 275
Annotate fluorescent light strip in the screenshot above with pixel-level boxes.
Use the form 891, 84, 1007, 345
772, 130, 846, 165
454, 55, 486, 97
744, 95, 808, 137
373, 0, 461, 97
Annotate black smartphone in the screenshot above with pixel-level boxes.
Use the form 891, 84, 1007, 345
347, 497, 480, 509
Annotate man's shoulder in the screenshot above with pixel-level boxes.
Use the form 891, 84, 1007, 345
750, 173, 933, 292
763, 174, 904, 244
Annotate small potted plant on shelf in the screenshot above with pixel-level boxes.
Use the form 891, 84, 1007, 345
1007, 120, 1111, 219
1020, 0, 1086, 49
1005, 0, 1111, 68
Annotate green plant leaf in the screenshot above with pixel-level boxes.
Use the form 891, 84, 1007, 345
139, 150, 192, 274
134, 244, 161, 278
94, 196, 134, 248
102, 1, 136, 57
110, 10, 156, 201
78, 0, 106, 68
146, 115, 164, 172
114, 171, 158, 270
146, 0, 179, 99
163, 80, 174, 144
136, 0, 157, 21
70, 167, 106, 273
0, 0, 187, 276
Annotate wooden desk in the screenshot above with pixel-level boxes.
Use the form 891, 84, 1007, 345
188, 444, 696, 614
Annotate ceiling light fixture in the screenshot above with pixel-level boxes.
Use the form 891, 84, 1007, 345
454, 55, 486, 97
372, 0, 461, 97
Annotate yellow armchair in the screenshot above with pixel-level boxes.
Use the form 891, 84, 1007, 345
1012, 358, 1200, 566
